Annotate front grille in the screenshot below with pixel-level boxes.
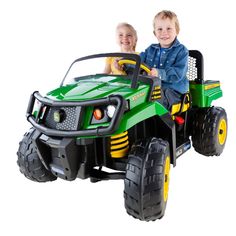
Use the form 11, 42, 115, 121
44, 106, 82, 131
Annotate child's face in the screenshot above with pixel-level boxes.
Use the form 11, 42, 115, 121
154, 17, 178, 48
116, 26, 136, 52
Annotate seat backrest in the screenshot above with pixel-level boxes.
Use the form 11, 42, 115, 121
187, 50, 204, 84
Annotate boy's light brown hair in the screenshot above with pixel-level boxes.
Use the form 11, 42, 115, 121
153, 10, 180, 34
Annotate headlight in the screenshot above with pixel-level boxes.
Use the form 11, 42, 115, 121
53, 109, 66, 123
93, 108, 104, 120
107, 105, 116, 118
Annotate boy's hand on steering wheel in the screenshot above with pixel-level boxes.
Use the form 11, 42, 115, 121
149, 68, 158, 77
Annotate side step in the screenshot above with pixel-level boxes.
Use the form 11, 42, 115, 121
176, 139, 191, 158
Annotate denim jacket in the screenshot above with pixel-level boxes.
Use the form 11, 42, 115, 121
140, 38, 189, 94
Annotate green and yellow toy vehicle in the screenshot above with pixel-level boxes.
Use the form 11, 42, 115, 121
17, 51, 227, 221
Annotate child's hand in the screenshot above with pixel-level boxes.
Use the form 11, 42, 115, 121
114, 58, 124, 71
149, 68, 158, 77
111, 58, 126, 75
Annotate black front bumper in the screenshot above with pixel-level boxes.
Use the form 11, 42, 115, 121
32, 130, 97, 180
27, 91, 126, 137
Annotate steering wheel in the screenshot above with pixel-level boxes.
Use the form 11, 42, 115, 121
118, 59, 151, 75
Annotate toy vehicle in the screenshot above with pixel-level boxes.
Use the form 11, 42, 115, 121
17, 51, 227, 221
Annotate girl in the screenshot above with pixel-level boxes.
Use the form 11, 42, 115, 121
104, 22, 138, 74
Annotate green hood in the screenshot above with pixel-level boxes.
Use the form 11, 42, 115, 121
47, 75, 147, 101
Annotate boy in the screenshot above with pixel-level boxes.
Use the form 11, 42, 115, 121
140, 10, 189, 110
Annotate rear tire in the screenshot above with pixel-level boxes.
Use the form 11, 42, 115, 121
124, 137, 170, 221
17, 128, 57, 182
192, 107, 227, 156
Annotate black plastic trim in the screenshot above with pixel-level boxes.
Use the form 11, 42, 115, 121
158, 113, 177, 166
189, 50, 204, 84
26, 91, 126, 137
90, 168, 125, 182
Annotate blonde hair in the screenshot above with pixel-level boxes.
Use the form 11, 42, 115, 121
116, 22, 138, 50
153, 10, 180, 34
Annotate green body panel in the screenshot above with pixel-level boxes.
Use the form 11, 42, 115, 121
190, 81, 223, 107
76, 102, 168, 139
45, 74, 167, 138
47, 75, 147, 101
113, 102, 168, 135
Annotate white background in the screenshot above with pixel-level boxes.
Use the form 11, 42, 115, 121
1, 0, 235, 235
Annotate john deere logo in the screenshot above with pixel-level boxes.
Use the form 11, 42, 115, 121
53, 110, 65, 123
132, 92, 145, 101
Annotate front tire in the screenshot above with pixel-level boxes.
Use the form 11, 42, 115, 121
192, 106, 227, 156
17, 128, 57, 182
124, 137, 171, 221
